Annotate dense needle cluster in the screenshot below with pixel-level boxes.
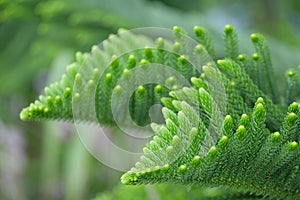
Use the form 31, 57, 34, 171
20, 25, 300, 199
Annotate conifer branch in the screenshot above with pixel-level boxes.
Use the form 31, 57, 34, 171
20, 25, 300, 199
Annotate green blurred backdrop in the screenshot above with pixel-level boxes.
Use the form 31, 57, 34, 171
0, 0, 300, 199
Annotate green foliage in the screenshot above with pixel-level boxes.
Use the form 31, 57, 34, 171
250, 33, 278, 103
194, 26, 216, 59
223, 25, 239, 60
121, 96, 299, 199
20, 24, 300, 199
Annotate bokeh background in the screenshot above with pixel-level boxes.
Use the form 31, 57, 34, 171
1, 0, 300, 199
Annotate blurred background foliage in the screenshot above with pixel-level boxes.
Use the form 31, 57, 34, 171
0, 0, 299, 199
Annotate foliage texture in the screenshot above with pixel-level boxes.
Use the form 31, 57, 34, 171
20, 25, 300, 199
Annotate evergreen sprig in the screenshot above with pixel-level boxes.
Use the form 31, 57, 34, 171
20, 25, 300, 199
121, 95, 299, 199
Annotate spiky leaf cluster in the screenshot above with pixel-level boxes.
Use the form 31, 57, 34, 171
20, 25, 300, 199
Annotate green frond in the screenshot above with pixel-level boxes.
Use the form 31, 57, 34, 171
285, 69, 298, 105
217, 59, 284, 130
20, 28, 200, 125
250, 53, 264, 91
121, 98, 300, 199
237, 53, 251, 76
20, 24, 300, 199
280, 102, 300, 143
194, 26, 216, 59
250, 33, 278, 103
223, 24, 239, 60
21, 25, 294, 127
